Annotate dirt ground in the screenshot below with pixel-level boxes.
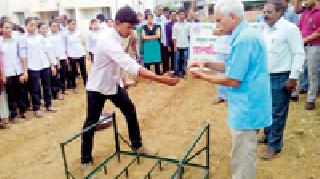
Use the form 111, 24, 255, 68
0, 76, 319, 179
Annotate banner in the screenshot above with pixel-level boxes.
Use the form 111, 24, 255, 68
189, 23, 217, 61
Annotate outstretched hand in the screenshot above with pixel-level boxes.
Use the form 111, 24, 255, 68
189, 70, 205, 80
159, 71, 180, 86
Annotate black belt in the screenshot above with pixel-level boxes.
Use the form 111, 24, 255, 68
304, 43, 319, 46
270, 71, 290, 76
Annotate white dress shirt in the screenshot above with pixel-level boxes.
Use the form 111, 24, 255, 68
154, 15, 168, 46
20, 34, 47, 71
264, 18, 305, 79
41, 35, 52, 68
43, 35, 58, 67
172, 22, 190, 48
0, 38, 22, 77
66, 30, 85, 58
49, 32, 67, 60
87, 30, 99, 53
86, 28, 141, 95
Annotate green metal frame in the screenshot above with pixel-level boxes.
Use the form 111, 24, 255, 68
60, 112, 210, 179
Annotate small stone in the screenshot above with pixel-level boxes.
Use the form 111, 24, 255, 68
293, 128, 304, 136
297, 147, 306, 158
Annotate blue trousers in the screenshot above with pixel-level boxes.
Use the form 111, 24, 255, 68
264, 73, 290, 152
28, 70, 41, 111
174, 48, 188, 77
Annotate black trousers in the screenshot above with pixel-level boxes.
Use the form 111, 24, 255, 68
89, 52, 94, 63
51, 65, 60, 99
5, 75, 28, 117
168, 45, 175, 71
81, 87, 142, 164
28, 70, 41, 111
59, 59, 67, 92
40, 67, 52, 108
161, 43, 169, 74
144, 63, 161, 75
69, 56, 87, 89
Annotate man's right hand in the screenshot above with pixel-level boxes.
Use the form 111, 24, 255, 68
159, 75, 180, 86
188, 60, 202, 68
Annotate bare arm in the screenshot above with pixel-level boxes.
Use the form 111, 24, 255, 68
173, 39, 177, 52
304, 31, 320, 43
138, 67, 179, 86
204, 61, 225, 72
142, 27, 160, 40
190, 71, 240, 87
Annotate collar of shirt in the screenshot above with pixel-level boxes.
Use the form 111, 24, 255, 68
111, 27, 123, 44
230, 20, 248, 45
1, 37, 14, 43
269, 17, 285, 31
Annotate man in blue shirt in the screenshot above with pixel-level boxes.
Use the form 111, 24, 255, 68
190, 0, 272, 178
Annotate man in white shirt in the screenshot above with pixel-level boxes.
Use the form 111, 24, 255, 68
66, 19, 87, 92
81, 6, 180, 174
87, 19, 99, 63
0, 21, 28, 121
106, 19, 114, 28
173, 8, 190, 78
20, 18, 46, 118
260, 0, 305, 159
49, 19, 67, 98
154, 6, 170, 74
38, 23, 57, 112
96, 14, 107, 31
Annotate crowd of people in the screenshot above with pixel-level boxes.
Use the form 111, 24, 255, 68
0, 0, 319, 178
0, 5, 201, 129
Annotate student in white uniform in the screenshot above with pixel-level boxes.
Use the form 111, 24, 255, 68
87, 19, 99, 63
66, 19, 87, 92
0, 21, 28, 121
49, 19, 67, 99
38, 23, 58, 112
20, 18, 44, 117
20, 18, 53, 118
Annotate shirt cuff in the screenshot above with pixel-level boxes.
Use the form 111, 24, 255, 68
127, 63, 141, 76
289, 70, 300, 79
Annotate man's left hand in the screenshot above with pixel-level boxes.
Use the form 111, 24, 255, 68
189, 70, 205, 80
285, 79, 297, 93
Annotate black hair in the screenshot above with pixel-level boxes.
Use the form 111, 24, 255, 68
67, 19, 76, 24
169, 10, 177, 15
178, 8, 186, 14
37, 22, 45, 29
91, 19, 97, 24
145, 13, 153, 20
267, 0, 286, 13
96, 14, 105, 22
19, 27, 25, 34
105, 18, 113, 22
163, 7, 169, 12
0, 20, 12, 28
49, 19, 59, 26
115, 6, 139, 25
25, 17, 36, 25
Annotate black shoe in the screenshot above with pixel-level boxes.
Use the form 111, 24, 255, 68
305, 102, 315, 110
291, 95, 299, 102
257, 138, 268, 145
260, 147, 280, 160
299, 89, 307, 94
